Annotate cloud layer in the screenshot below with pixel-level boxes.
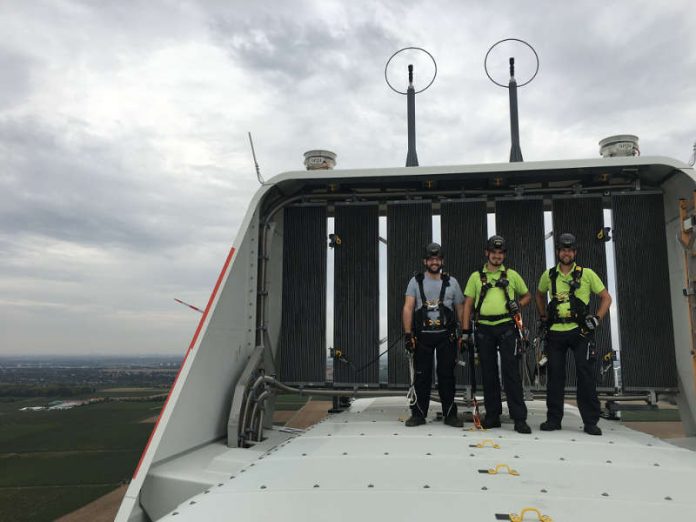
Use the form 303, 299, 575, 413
1, 0, 694, 354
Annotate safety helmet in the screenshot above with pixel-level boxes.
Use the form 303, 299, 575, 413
556, 232, 577, 249
423, 242, 443, 259
486, 235, 506, 252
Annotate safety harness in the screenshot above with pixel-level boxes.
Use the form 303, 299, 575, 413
474, 267, 513, 322
547, 264, 587, 326
413, 272, 455, 333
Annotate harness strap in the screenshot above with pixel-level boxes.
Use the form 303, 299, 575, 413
548, 265, 586, 325
438, 273, 450, 302
415, 273, 454, 331
437, 273, 451, 328
474, 267, 511, 322
551, 317, 579, 324
477, 313, 511, 322
415, 272, 428, 307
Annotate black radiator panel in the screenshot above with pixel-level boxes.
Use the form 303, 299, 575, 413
611, 193, 678, 390
387, 201, 433, 386
440, 199, 488, 388
333, 203, 380, 385
495, 198, 547, 390
278, 205, 327, 384
551, 196, 614, 389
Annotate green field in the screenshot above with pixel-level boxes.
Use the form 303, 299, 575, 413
0, 389, 311, 521
0, 393, 162, 522
0, 485, 116, 522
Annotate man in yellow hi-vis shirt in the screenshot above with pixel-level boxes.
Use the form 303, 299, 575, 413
462, 235, 532, 434
535, 232, 612, 436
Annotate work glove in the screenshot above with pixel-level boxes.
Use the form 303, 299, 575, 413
404, 332, 416, 353
508, 300, 520, 315
584, 314, 600, 331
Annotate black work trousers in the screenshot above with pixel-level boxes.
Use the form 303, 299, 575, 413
546, 328, 601, 426
476, 322, 527, 421
412, 331, 456, 418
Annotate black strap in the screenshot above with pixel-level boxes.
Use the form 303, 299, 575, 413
415, 272, 428, 307
438, 273, 450, 302
551, 317, 579, 324
437, 273, 451, 327
477, 313, 511, 322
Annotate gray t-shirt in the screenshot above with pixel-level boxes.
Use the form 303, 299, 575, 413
405, 274, 464, 330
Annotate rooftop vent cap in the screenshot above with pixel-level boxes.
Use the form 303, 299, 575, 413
304, 150, 337, 170
599, 135, 640, 158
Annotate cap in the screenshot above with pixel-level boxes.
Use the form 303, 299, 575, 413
486, 235, 506, 251
424, 242, 443, 259
556, 232, 577, 249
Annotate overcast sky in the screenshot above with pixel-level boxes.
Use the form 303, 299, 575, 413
1, 1, 695, 356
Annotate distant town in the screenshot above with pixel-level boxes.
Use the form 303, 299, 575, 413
0, 353, 388, 395
0, 355, 182, 398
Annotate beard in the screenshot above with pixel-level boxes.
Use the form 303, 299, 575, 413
559, 255, 575, 266
487, 257, 503, 267
426, 263, 442, 274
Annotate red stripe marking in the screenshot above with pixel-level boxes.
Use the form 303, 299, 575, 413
132, 246, 236, 479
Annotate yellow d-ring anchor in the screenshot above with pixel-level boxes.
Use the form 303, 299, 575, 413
488, 463, 519, 476
510, 507, 553, 522
475, 439, 500, 449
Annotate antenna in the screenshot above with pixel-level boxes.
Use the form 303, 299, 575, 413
406, 64, 418, 167
248, 132, 265, 185
508, 57, 523, 162
385, 47, 437, 167
689, 141, 696, 167
485, 38, 539, 163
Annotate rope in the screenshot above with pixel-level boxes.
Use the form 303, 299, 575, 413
406, 354, 418, 407
406, 353, 425, 416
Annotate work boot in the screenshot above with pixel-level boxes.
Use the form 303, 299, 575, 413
444, 412, 464, 428
405, 415, 426, 427
481, 416, 501, 429
540, 420, 562, 431
514, 420, 532, 434
583, 424, 602, 436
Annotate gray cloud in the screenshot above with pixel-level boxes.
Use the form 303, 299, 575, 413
0, 116, 170, 250
0, 49, 36, 110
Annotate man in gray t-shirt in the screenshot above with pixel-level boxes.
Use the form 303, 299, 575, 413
405, 274, 465, 331
402, 243, 464, 428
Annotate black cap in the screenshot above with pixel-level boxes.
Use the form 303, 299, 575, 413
556, 232, 577, 249
424, 242, 443, 259
486, 235, 506, 251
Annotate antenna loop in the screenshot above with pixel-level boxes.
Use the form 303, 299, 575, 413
385, 47, 437, 95
484, 38, 539, 88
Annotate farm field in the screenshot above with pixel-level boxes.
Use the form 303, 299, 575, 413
0, 393, 163, 522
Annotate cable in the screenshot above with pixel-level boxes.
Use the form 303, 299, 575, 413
351, 333, 405, 375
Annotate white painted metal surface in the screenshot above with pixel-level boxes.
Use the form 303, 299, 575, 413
116, 156, 696, 521
158, 398, 696, 521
